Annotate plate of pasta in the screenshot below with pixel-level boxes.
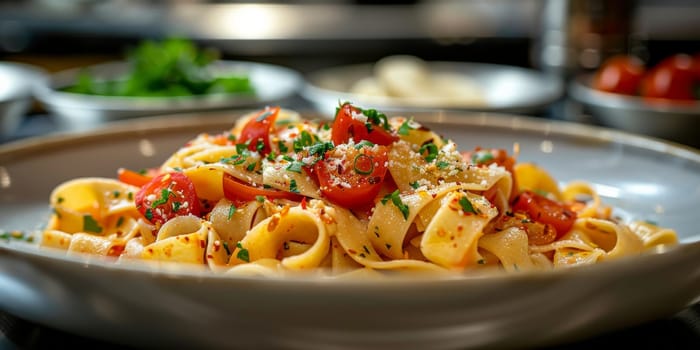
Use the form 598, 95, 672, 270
1, 104, 699, 350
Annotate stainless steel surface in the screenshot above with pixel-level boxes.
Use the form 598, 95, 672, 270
569, 73, 700, 146
302, 61, 564, 116
0, 62, 44, 138
34, 60, 303, 131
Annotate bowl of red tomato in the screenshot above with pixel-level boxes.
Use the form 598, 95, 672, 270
569, 53, 700, 146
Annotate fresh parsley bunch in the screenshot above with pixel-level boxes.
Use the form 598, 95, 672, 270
64, 38, 255, 97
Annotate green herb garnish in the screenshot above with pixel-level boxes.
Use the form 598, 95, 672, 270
83, 215, 103, 234
381, 190, 409, 220
236, 242, 250, 262
62, 38, 255, 97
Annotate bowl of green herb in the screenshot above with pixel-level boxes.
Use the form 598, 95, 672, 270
35, 38, 302, 130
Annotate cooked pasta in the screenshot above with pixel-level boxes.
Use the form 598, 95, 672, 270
40, 103, 678, 276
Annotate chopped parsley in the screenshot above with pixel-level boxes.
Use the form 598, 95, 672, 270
151, 188, 174, 208
472, 151, 494, 164
398, 118, 414, 135
227, 204, 237, 219
419, 143, 438, 163
293, 130, 315, 152
459, 196, 478, 215
236, 242, 250, 262
436, 161, 450, 169
255, 195, 265, 203
360, 108, 390, 130
83, 214, 103, 234
286, 161, 304, 173
289, 179, 300, 193
308, 141, 334, 157
381, 190, 409, 220
354, 140, 375, 149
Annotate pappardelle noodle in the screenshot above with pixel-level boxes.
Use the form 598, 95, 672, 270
40, 103, 678, 277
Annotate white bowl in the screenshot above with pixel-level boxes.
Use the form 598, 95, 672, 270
34, 60, 303, 131
569, 74, 700, 147
302, 61, 564, 116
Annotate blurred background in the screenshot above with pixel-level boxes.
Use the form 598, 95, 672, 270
1, 1, 700, 348
0, 0, 699, 145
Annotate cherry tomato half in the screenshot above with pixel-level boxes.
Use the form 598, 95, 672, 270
592, 55, 646, 95
238, 106, 280, 155
331, 103, 398, 146
640, 54, 697, 101
512, 190, 577, 238
313, 143, 389, 208
135, 172, 201, 227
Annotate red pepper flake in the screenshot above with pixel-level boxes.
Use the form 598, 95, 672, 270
267, 215, 280, 232
301, 197, 307, 209
280, 204, 290, 217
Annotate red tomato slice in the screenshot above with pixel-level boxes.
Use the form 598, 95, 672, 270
512, 190, 577, 238
222, 174, 302, 203
238, 106, 280, 155
331, 103, 398, 146
313, 143, 389, 208
592, 55, 645, 95
135, 172, 201, 226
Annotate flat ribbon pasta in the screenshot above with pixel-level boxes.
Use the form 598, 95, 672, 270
230, 202, 330, 270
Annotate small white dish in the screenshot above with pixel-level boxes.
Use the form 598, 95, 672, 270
34, 60, 303, 131
302, 61, 564, 115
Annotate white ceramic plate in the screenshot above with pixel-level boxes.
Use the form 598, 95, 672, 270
1, 111, 699, 350
301, 62, 564, 115
34, 60, 303, 131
